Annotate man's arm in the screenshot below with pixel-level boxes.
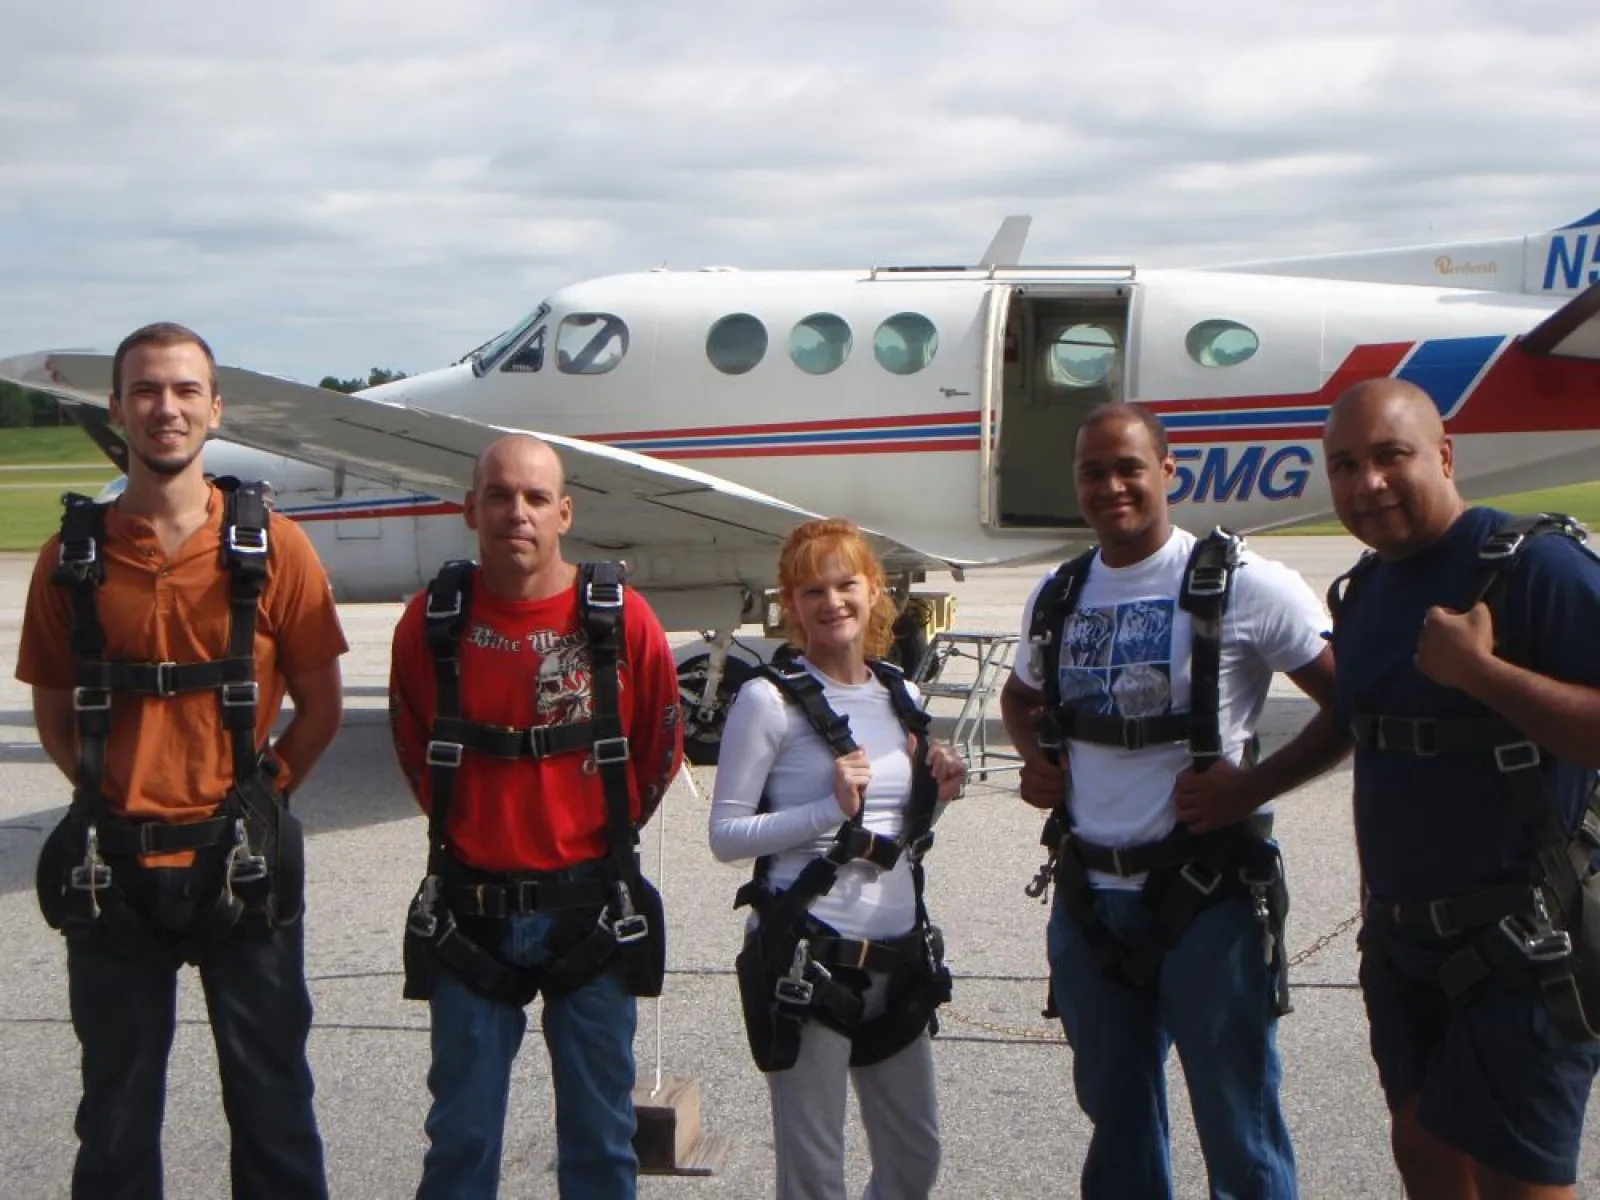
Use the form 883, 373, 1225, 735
999, 672, 1066, 811
1174, 645, 1352, 833
272, 660, 343, 792
31, 685, 75, 783
626, 597, 683, 828
387, 599, 431, 808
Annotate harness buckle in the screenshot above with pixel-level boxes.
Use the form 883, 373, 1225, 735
425, 590, 462, 620
1480, 530, 1525, 562
612, 913, 650, 943
1428, 898, 1459, 939
1186, 565, 1229, 597
227, 524, 269, 557
1411, 720, 1438, 757
151, 661, 179, 697
226, 819, 269, 885
426, 740, 464, 768
72, 686, 111, 713
1493, 742, 1541, 773
1179, 861, 1223, 897
1121, 717, 1145, 751
590, 736, 630, 765
584, 580, 624, 609
775, 940, 815, 1006
526, 724, 551, 758
407, 876, 441, 939
1498, 913, 1573, 962
220, 681, 258, 708
58, 537, 98, 572
68, 824, 112, 907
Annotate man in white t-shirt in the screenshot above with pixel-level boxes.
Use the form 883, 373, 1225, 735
1000, 402, 1345, 1200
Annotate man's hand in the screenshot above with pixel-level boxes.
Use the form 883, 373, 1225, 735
1173, 758, 1260, 833
1018, 756, 1065, 811
1414, 603, 1495, 692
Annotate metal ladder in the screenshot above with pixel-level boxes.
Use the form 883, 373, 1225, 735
911, 631, 1023, 780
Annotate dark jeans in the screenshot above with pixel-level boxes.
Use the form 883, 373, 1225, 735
65, 869, 327, 1200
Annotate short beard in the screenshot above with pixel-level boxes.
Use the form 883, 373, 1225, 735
132, 447, 199, 477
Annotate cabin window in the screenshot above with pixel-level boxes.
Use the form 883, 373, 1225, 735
501, 326, 546, 373
556, 313, 628, 375
874, 312, 938, 375
789, 313, 852, 375
1048, 323, 1118, 388
1186, 319, 1259, 368
706, 313, 768, 375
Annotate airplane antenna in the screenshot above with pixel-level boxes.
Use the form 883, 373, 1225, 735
979, 216, 1032, 268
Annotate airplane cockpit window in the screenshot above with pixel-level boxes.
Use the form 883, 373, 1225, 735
1047, 323, 1118, 388
874, 313, 938, 375
788, 313, 852, 375
502, 326, 546, 373
1185, 319, 1259, 368
556, 313, 629, 375
473, 302, 550, 375
706, 313, 768, 375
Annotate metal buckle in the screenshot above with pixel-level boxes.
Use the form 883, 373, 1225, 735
1179, 861, 1223, 896
612, 913, 649, 943
1411, 720, 1438, 757
525, 725, 551, 759
589, 736, 630, 766
153, 661, 179, 697
1121, 717, 1144, 751
1499, 913, 1573, 962
227, 524, 268, 556
220, 681, 258, 708
1186, 565, 1229, 597
69, 824, 112, 901
855, 940, 872, 970
58, 537, 98, 569
1427, 898, 1458, 939
407, 875, 441, 939
425, 590, 462, 620
226, 819, 268, 884
774, 976, 814, 1005
1479, 531, 1524, 562
1110, 848, 1131, 877
72, 686, 111, 713
1493, 742, 1541, 773
584, 580, 624, 609
426, 740, 464, 767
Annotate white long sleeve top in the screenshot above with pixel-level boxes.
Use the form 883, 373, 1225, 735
708, 659, 924, 942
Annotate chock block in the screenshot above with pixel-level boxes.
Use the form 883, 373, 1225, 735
632, 1074, 731, 1176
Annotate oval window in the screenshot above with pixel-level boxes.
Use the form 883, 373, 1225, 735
873, 312, 939, 375
789, 313, 852, 375
1049, 324, 1118, 388
556, 313, 628, 375
706, 313, 768, 375
1186, 319, 1259, 368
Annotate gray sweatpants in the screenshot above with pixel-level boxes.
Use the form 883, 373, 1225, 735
766, 970, 941, 1200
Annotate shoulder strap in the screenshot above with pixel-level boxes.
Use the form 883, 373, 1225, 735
866, 658, 939, 853
1178, 527, 1243, 767
1027, 548, 1097, 711
422, 559, 476, 865
760, 646, 860, 760
577, 561, 636, 884
1465, 513, 1588, 621
1326, 550, 1378, 626
217, 480, 270, 787
51, 494, 112, 818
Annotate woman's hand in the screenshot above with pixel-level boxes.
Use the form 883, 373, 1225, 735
925, 737, 968, 803
832, 747, 872, 817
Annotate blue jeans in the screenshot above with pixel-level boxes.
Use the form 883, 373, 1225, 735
416, 911, 639, 1200
1048, 887, 1296, 1200
66, 869, 327, 1200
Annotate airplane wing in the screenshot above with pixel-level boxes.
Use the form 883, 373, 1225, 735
0, 351, 956, 576
1520, 279, 1600, 360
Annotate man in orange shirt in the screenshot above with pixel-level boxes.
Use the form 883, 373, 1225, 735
16, 322, 347, 1200
390, 433, 682, 1200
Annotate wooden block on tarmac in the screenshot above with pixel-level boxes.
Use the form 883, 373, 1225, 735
633, 1074, 728, 1175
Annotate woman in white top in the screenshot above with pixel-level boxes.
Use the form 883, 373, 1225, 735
709, 517, 966, 1200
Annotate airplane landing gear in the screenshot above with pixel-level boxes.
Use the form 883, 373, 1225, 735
677, 632, 758, 767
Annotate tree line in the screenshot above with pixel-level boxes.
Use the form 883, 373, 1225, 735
0, 369, 410, 426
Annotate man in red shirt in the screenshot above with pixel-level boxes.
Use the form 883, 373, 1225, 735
389, 433, 682, 1200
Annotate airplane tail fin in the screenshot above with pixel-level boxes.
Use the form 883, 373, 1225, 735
980, 216, 1031, 268
1200, 206, 1600, 297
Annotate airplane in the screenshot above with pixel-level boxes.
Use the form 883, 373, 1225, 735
6, 208, 1600, 762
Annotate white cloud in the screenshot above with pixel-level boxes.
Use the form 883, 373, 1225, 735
2, 0, 1598, 379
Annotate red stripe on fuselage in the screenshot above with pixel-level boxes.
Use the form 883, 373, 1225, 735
1438, 340, 1600, 434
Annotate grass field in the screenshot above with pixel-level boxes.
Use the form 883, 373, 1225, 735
1, 425, 1598, 553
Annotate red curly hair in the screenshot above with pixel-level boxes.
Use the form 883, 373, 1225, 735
777, 518, 897, 658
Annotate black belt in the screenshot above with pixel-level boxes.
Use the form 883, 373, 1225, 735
807, 930, 925, 974
1070, 814, 1274, 877
444, 876, 610, 918
1367, 881, 1534, 940
75, 656, 256, 699
427, 717, 609, 763
1059, 710, 1191, 752
1349, 713, 1524, 757
94, 814, 236, 856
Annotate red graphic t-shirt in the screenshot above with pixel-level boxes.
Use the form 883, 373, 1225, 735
389, 572, 682, 872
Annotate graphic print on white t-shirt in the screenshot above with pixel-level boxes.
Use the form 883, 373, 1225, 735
1059, 599, 1176, 720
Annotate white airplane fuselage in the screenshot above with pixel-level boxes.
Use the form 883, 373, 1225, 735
201, 261, 1600, 612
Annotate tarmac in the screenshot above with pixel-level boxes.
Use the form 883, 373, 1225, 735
1, 536, 1597, 1199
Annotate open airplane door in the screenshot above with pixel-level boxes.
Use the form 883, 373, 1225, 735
978, 282, 1014, 529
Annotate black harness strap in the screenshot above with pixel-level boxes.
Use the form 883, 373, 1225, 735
1027, 529, 1289, 1008
1348, 513, 1600, 1041
39, 480, 284, 964
405, 561, 660, 1007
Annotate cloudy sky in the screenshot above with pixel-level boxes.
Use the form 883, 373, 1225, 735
2, 0, 1597, 382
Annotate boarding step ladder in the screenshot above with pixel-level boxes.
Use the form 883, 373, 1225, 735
911, 631, 1023, 780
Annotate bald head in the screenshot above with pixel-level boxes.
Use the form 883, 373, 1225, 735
471, 434, 565, 496
1323, 378, 1463, 558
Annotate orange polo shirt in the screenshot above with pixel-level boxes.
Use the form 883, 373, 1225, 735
16, 484, 348, 827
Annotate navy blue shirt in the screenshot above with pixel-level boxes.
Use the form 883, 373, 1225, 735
1332, 507, 1600, 902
